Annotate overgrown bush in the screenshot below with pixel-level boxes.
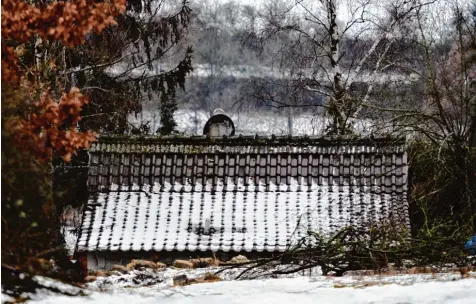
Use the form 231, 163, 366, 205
408, 140, 476, 232
226, 221, 474, 278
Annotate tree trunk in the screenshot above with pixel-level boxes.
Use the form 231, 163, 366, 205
325, 0, 347, 134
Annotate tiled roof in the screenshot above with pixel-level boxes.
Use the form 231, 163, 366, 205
77, 136, 409, 253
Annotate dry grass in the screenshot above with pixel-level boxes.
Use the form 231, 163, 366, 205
174, 272, 222, 287
190, 258, 220, 268
126, 259, 157, 271
201, 272, 222, 282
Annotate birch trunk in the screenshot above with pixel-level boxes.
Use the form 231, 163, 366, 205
326, 0, 347, 134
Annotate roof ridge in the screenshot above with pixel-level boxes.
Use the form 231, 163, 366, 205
93, 134, 406, 146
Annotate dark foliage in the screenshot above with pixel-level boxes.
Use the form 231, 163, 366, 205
408, 140, 476, 231
68, 0, 193, 135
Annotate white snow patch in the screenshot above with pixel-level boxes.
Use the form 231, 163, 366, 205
61, 226, 78, 256
32, 276, 83, 295
27, 274, 476, 304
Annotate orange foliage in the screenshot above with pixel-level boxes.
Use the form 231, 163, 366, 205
17, 88, 97, 162
1, 0, 126, 162
1, 0, 126, 44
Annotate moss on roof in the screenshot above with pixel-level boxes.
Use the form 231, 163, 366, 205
94, 134, 405, 147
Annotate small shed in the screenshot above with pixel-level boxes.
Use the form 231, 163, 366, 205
75, 135, 409, 270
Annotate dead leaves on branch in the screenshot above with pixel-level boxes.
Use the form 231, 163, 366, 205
2, 0, 126, 85
1, 0, 126, 45
17, 88, 96, 163
2, 0, 126, 162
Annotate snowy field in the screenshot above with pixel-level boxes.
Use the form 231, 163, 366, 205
4, 269, 476, 304
129, 109, 373, 136
20, 276, 476, 304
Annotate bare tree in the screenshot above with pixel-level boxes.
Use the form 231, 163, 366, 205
247, 0, 436, 134
378, 0, 476, 227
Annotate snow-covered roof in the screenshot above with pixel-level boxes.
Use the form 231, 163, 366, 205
77, 136, 409, 253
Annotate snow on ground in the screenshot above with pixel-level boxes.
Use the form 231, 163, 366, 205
61, 226, 77, 256
86, 266, 476, 292
1, 276, 84, 304
87, 265, 323, 290
6, 266, 475, 304
23, 274, 476, 304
